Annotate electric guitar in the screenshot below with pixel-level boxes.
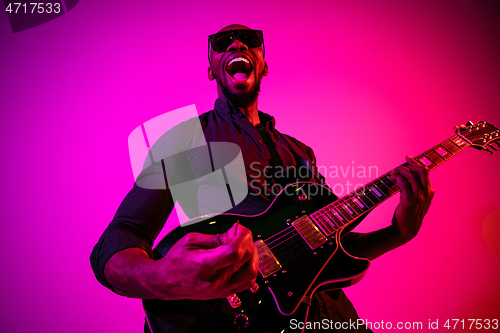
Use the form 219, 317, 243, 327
143, 121, 500, 333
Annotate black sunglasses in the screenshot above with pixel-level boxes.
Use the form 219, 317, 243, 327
208, 29, 265, 61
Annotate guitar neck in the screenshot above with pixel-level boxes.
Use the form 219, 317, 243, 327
309, 133, 471, 236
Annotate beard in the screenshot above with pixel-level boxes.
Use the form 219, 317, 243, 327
214, 69, 265, 109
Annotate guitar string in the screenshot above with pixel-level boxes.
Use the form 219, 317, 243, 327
264, 227, 295, 244
262, 149, 455, 251
263, 195, 372, 248
264, 181, 394, 249
264, 181, 403, 252
261, 139, 468, 256
271, 237, 308, 258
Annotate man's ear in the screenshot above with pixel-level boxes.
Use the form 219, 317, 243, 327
263, 62, 269, 76
208, 66, 214, 81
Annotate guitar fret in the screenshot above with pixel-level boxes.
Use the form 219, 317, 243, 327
356, 191, 375, 209
341, 202, 355, 216
313, 212, 336, 235
320, 208, 342, 231
319, 208, 338, 227
441, 139, 461, 155
384, 177, 399, 195
324, 209, 343, 228
364, 187, 382, 204
323, 210, 342, 229
327, 205, 347, 223
380, 176, 398, 193
435, 144, 453, 159
450, 135, 469, 149
338, 196, 361, 218
370, 183, 387, 199
376, 184, 391, 199
373, 177, 395, 197
345, 196, 364, 215
416, 154, 436, 169
351, 195, 368, 211
425, 150, 445, 166
303, 128, 476, 241
333, 202, 353, 220
324, 206, 339, 222
439, 142, 455, 159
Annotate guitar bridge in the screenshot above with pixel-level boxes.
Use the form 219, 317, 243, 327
255, 239, 282, 278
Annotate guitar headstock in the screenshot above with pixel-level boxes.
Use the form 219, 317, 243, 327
456, 121, 500, 154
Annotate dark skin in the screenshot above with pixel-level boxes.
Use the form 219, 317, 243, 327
103, 24, 433, 300
208, 23, 268, 126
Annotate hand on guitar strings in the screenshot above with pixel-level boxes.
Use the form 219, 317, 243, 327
147, 222, 259, 300
390, 155, 434, 243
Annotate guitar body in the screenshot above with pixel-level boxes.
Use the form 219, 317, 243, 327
141, 120, 500, 332
143, 182, 371, 333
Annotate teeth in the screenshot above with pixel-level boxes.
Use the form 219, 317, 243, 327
228, 57, 250, 66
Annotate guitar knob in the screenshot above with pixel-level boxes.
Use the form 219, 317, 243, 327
233, 313, 250, 330
250, 283, 259, 293
226, 294, 242, 308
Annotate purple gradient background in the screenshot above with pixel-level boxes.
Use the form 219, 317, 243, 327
1, 1, 499, 332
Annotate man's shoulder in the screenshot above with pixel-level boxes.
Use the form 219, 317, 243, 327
197, 109, 216, 126
280, 132, 315, 156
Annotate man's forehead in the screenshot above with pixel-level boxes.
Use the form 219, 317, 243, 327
217, 24, 251, 33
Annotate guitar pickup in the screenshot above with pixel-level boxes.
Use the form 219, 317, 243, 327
292, 215, 328, 250
255, 239, 282, 278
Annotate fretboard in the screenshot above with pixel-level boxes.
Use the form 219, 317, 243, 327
309, 134, 471, 236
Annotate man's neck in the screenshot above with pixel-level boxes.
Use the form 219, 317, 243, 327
217, 85, 261, 126
238, 101, 260, 126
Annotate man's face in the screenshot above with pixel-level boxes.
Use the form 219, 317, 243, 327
208, 24, 268, 107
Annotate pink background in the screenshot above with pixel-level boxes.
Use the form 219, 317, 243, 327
1, 0, 499, 332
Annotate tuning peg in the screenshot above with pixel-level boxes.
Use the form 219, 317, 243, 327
466, 121, 474, 126
488, 143, 498, 151
483, 148, 493, 155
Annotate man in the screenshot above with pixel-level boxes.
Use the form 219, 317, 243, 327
91, 24, 433, 332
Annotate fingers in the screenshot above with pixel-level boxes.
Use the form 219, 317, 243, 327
405, 156, 431, 193
166, 222, 258, 300
181, 222, 239, 250
201, 224, 259, 296
391, 156, 434, 238
213, 224, 256, 271
405, 156, 434, 208
186, 223, 256, 276
390, 166, 418, 201
391, 156, 432, 198
215, 223, 258, 295
181, 232, 224, 249
219, 222, 239, 245
226, 245, 259, 295
391, 167, 413, 194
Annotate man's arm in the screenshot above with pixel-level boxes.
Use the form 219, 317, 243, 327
90, 181, 259, 301
104, 223, 259, 300
343, 156, 434, 260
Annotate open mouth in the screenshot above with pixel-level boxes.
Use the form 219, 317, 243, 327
225, 56, 253, 82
